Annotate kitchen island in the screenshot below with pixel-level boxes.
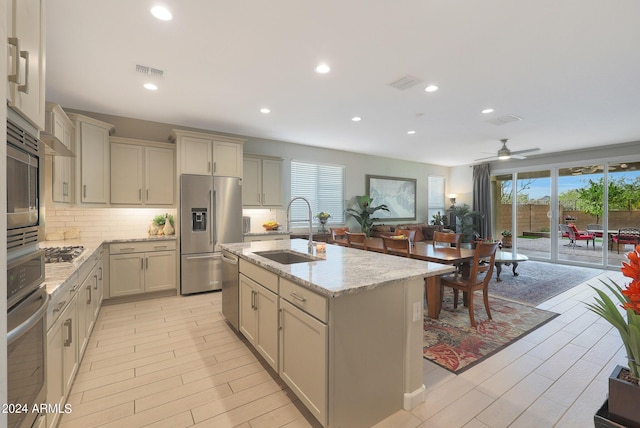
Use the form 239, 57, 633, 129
221, 239, 455, 428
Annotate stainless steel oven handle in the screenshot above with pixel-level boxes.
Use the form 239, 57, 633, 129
8, 288, 48, 345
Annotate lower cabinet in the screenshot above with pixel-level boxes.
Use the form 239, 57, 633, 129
109, 241, 176, 298
239, 273, 279, 370
279, 298, 328, 426
46, 292, 78, 428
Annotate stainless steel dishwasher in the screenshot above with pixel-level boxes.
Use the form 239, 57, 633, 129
221, 250, 239, 330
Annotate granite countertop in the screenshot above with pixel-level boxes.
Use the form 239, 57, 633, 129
221, 239, 454, 298
243, 230, 292, 236
41, 235, 177, 296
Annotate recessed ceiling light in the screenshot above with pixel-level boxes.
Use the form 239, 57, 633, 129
315, 63, 331, 74
143, 82, 158, 91
351, 116, 362, 122
260, 108, 271, 114
481, 108, 495, 114
424, 85, 438, 93
151, 5, 172, 21
407, 130, 416, 135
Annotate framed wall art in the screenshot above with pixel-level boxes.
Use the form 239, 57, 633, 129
366, 175, 416, 221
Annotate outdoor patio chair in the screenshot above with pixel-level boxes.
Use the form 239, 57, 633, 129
586, 224, 604, 238
559, 224, 570, 238
439, 241, 499, 327
566, 224, 596, 249
611, 227, 640, 254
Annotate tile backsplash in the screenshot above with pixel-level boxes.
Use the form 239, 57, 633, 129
44, 207, 177, 241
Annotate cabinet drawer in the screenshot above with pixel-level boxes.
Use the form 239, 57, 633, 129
239, 259, 278, 293
280, 278, 327, 323
110, 240, 176, 254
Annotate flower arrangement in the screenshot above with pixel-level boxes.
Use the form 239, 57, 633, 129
587, 244, 640, 382
315, 212, 331, 221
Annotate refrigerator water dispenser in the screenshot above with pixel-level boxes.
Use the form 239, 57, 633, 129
191, 208, 208, 231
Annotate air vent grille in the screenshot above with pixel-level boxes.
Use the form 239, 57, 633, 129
135, 64, 164, 78
388, 75, 423, 90
486, 114, 523, 126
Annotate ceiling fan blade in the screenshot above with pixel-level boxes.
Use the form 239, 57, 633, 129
473, 154, 499, 161
510, 154, 527, 160
511, 147, 540, 155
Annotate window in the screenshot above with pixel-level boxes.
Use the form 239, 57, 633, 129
427, 176, 446, 222
290, 160, 345, 226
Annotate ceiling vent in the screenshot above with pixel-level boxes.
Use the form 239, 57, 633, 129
135, 64, 164, 78
388, 75, 423, 90
486, 114, 523, 126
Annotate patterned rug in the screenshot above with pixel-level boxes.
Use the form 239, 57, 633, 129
489, 260, 603, 306
423, 290, 559, 373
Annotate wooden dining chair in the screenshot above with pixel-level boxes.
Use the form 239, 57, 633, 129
329, 227, 350, 246
432, 231, 461, 247
345, 232, 368, 250
439, 241, 499, 327
382, 236, 411, 258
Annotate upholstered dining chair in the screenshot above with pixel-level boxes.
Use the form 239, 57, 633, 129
345, 232, 368, 250
329, 227, 350, 246
439, 241, 499, 327
382, 236, 411, 258
432, 231, 461, 247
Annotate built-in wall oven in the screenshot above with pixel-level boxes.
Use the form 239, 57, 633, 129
7, 250, 47, 428
7, 109, 44, 254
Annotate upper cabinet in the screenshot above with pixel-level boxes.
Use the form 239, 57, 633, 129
7, 0, 46, 130
43, 104, 76, 204
67, 114, 114, 205
171, 129, 245, 178
243, 155, 283, 207
110, 137, 175, 206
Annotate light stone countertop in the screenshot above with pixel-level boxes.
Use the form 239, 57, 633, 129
221, 238, 455, 298
243, 230, 291, 236
40, 235, 177, 297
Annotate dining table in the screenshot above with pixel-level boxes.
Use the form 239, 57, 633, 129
331, 236, 476, 318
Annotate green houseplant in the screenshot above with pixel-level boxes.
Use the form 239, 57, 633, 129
345, 195, 389, 237
587, 244, 640, 426
452, 203, 484, 243
501, 229, 513, 248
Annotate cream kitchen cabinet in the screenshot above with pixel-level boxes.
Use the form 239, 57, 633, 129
238, 260, 279, 370
67, 113, 114, 204
43, 103, 75, 203
109, 241, 177, 298
243, 155, 283, 207
171, 129, 245, 177
110, 138, 175, 206
46, 291, 78, 428
7, 0, 46, 130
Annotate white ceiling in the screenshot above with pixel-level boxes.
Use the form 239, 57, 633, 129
45, 1, 640, 167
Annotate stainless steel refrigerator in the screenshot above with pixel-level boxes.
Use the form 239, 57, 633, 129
180, 174, 242, 295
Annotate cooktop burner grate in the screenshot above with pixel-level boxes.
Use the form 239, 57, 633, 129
44, 246, 85, 263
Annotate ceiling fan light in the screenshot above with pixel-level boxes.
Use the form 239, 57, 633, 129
497, 147, 511, 160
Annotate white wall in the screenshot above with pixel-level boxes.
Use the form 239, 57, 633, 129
449, 165, 473, 206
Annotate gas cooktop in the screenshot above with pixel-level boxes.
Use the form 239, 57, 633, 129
44, 246, 85, 263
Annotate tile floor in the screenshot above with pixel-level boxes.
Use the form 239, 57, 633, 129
59, 269, 626, 427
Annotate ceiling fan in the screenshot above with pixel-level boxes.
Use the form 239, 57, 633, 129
474, 139, 540, 162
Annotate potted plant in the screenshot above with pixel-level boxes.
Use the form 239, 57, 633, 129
315, 212, 331, 232
452, 203, 484, 244
501, 229, 513, 248
431, 211, 446, 226
345, 195, 389, 237
587, 244, 640, 427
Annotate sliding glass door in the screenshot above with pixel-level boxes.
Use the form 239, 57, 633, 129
606, 161, 640, 267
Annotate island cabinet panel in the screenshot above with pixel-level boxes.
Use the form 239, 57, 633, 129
279, 298, 328, 427
238, 273, 279, 370
280, 278, 328, 323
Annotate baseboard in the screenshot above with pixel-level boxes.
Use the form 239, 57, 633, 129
404, 384, 426, 410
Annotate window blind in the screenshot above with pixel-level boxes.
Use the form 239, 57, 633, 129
290, 161, 345, 226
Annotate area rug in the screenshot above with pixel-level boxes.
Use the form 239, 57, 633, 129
489, 260, 604, 306
423, 290, 559, 373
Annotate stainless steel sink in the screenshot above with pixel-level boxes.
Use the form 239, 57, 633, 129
254, 250, 322, 265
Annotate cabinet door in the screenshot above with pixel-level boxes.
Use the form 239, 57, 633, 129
212, 141, 242, 177
145, 146, 175, 205
261, 159, 283, 206
46, 320, 64, 428
109, 254, 144, 297
62, 296, 79, 396
80, 122, 110, 203
8, 0, 45, 129
78, 274, 95, 357
279, 299, 328, 426
242, 157, 261, 206
93, 262, 103, 319
52, 156, 72, 203
110, 143, 143, 204
144, 251, 176, 292
239, 275, 257, 344
180, 136, 212, 175
255, 285, 279, 371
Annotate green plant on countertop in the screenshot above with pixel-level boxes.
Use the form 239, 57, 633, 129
153, 214, 174, 227
345, 195, 389, 237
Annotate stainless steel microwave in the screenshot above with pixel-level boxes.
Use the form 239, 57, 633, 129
7, 109, 44, 253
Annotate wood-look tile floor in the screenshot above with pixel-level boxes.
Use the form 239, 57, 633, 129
60, 269, 626, 428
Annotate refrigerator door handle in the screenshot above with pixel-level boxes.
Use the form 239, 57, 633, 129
221, 254, 238, 265
212, 189, 217, 245
185, 254, 221, 260
209, 189, 214, 245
